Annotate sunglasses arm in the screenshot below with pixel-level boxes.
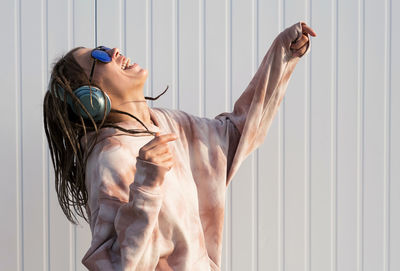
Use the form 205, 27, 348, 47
89, 58, 97, 83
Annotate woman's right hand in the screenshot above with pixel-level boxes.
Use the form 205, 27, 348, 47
138, 133, 177, 171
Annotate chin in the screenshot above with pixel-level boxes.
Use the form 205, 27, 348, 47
135, 70, 148, 88
140, 68, 148, 77
139, 69, 148, 81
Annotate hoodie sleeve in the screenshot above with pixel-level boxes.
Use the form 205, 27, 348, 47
81, 142, 168, 271
219, 21, 310, 183
157, 21, 309, 187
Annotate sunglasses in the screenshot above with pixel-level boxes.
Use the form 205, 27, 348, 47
89, 46, 112, 83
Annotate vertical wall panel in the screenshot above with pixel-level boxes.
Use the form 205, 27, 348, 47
0, 0, 20, 270
337, 0, 361, 270
283, 1, 309, 270
177, 0, 202, 115
230, 0, 256, 270
20, 0, 47, 269
152, 0, 177, 109
74, 0, 96, 48
363, 0, 386, 270
97, 0, 124, 48
256, 1, 281, 270
204, 0, 229, 119
125, 0, 150, 96
390, 0, 400, 270
309, 0, 334, 271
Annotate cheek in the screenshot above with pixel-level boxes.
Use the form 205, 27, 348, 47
93, 65, 118, 85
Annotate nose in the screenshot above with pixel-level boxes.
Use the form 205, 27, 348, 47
108, 48, 122, 59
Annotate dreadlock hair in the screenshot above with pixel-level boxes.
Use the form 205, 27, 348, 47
43, 46, 164, 225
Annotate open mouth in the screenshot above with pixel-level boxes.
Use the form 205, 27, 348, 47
121, 58, 131, 70
120, 57, 139, 70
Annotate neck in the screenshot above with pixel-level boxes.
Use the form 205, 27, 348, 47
107, 96, 153, 127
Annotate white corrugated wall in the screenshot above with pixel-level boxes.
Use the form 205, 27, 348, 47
1, 0, 399, 270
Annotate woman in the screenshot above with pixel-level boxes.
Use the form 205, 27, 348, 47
44, 21, 316, 270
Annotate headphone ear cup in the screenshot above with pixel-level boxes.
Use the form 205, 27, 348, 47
55, 83, 74, 106
73, 86, 111, 122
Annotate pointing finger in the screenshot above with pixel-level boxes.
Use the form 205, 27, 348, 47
155, 133, 178, 143
301, 23, 317, 37
142, 133, 178, 151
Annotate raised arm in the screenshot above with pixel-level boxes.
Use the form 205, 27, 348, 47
219, 21, 316, 183
151, 22, 315, 189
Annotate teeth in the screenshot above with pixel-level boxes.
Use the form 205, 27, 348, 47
121, 58, 131, 70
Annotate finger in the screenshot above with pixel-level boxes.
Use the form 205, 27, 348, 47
153, 133, 178, 144
147, 143, 171, 157
147, 144, 169, 155
291, 34, 308, 49
150, 153, 174, 165
292, 41, 309, 57
139, 143, 171, 161
162, 157, 175, 170
301, 23, 317, 37
141, 133, 177, 151
291, 35, 309, 50
159, 154, 174, 164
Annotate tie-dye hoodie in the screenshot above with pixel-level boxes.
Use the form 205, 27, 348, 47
81, 21, 310, 271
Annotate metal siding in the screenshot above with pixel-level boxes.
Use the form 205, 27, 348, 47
1, 0, 399, 270
389, 1, 400, 271
125, 0, 150, 96
152, 0, 177, 109
256, 0, 282, 269
364, 0, 387, 270
309, 0, 334, 270
177, 0, 202, 115
337, 0, 361, 270
20, 0, 47, 270
230, 0, 256, 270
0, 0, 21, 270
283, 0, 309, 270
385, 0, 400, 271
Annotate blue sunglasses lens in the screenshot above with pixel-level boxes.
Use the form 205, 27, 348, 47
91, 47, 112, 63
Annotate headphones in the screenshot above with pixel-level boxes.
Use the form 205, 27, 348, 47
56, 84, 111, 122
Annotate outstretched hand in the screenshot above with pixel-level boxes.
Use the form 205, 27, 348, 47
290, 22, 317, 57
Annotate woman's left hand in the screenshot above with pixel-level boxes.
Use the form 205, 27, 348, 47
290, 22, 317, 57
